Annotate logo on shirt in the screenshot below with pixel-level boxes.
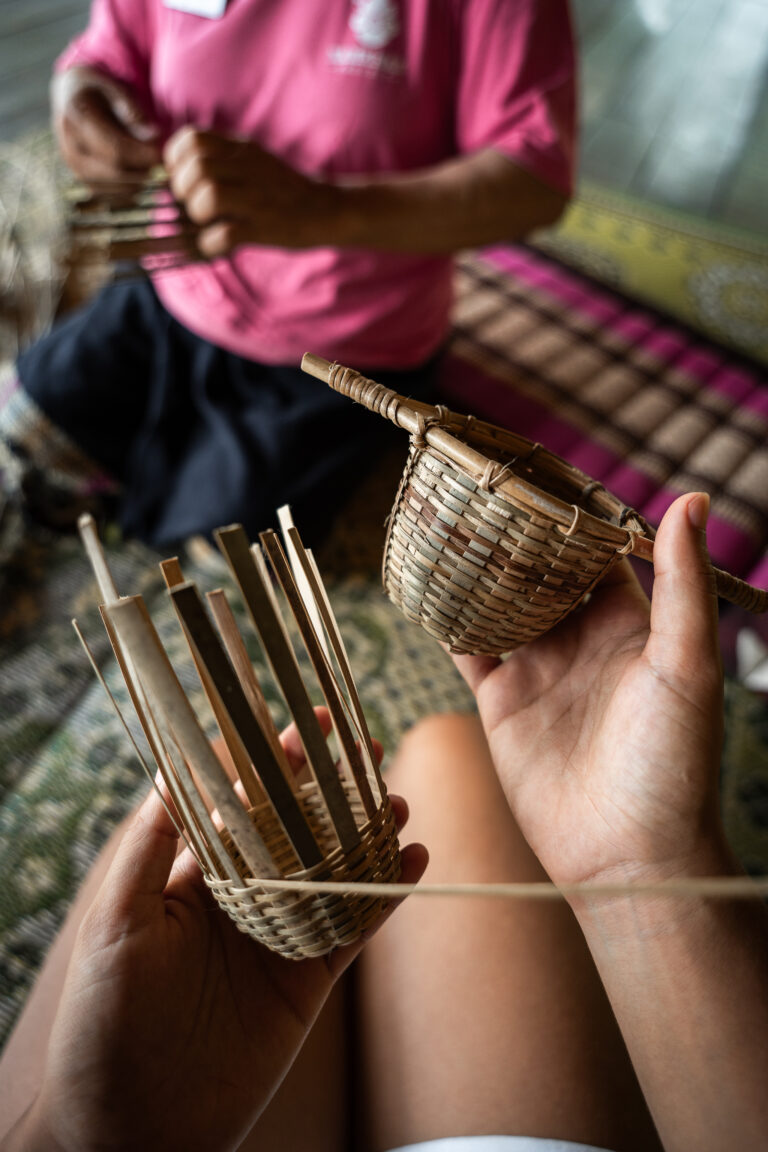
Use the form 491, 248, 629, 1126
328, 0, 404, 76
349, 0, 400, 49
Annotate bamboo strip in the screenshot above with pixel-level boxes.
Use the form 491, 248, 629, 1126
168, 581, 324, 869
76, 517, 221, 862
260, 529, 375, 826
216, 525, 361, 854
291, 533, 385, 801
71, 618, 212, 867
276, 508, 377, 796
205, 589, 290, 776
120, 596, 250, 882
98, 604, 233, 879
226, 875, 768, 902
105, 596, 278, 880
277, 505, 328, 658
161, 559, 266, 807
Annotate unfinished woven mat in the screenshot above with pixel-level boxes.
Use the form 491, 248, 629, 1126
302, 355, 768, 657
75, 508, 401, 960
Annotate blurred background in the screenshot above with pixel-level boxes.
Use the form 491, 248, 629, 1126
2, 0, 766, 365
1, 0, 766, 230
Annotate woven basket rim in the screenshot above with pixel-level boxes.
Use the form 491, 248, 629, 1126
390, 422, 652, 561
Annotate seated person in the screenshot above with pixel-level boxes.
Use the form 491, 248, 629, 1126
0, 0, 575, 551
1, 493, 767, 1152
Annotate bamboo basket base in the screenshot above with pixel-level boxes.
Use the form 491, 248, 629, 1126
208, 781, 401, 960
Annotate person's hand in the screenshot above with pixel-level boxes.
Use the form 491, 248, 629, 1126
52, 67, 161, 183
164, 127, 339, 256
453, 493, 730, 890
15, 715, 426, 1152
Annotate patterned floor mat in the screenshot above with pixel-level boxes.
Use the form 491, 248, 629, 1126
536, 183, 768, 367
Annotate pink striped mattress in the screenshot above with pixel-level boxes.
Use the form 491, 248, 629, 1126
443, 246, 768, 594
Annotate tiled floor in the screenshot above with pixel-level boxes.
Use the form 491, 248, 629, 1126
0, 0, 766, 236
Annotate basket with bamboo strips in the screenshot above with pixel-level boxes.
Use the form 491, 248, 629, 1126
74, 508, 400, 960
302, 354, 768, 657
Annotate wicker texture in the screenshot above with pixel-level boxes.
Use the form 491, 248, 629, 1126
301, 355, 768, 656
210, 781, 400, 959
385, 447, 622, 654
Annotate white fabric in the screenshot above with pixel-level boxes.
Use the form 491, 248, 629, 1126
386, 1138, 615, 1152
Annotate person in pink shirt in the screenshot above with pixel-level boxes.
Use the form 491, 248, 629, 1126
0, 0, 575, 550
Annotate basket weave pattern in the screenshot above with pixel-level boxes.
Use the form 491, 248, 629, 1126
385, 446, 623, 655
210, 782, 400, 959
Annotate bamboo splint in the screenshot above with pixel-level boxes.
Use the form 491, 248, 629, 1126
74, 509, 401, 959
64, 168, 201, 277
301, 354, 768, 656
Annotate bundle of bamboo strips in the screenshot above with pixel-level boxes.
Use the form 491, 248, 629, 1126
64, 168, 201, 277
74, 508, 401, 959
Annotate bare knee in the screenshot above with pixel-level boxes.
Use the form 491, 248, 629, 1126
384, 710, 487, 798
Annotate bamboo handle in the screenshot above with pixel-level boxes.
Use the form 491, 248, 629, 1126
301, 354, 435, 435
711, 567, 768, 613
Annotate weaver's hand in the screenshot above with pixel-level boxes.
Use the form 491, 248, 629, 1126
164, 127, 338, 256
454, 493, 729, 890
52, 67, 161, 183
14, 717, 426, 1152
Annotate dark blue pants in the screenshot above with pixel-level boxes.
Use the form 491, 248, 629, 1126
16, 278, 437, 547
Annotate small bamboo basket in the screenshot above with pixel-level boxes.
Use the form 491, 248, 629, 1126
302, 354, 768, 656
75, 508, 400, 960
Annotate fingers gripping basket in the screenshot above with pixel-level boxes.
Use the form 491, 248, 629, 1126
75, 510, 400, 960
302, 355, 768, 657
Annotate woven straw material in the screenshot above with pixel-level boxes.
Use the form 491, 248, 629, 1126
385, 445, 623, 656
209, 782, 401, 959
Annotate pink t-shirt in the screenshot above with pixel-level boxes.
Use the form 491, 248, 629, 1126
58, 0, 576, 368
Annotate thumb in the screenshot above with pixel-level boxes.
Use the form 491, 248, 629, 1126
98, 79, 159, 141
646, 492, 721, 682
99, 786, 180, 926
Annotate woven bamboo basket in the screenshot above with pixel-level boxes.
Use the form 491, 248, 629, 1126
302, 354, 768, 656
75, 509, 401, 960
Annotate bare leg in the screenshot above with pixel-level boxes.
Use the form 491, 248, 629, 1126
354, 713, 662, 1152
237, 980, 348, 1152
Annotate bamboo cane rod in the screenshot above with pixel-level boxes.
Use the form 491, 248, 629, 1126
301, 354, 768, 614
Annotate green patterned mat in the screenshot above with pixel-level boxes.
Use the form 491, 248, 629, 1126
535, 182, 768, 366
